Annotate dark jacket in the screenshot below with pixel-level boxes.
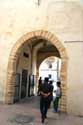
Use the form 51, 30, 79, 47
40, 82, 53, 100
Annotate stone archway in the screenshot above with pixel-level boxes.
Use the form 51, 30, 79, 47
5, 30, 68, 112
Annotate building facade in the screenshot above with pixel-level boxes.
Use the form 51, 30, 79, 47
0, 0, 83, 115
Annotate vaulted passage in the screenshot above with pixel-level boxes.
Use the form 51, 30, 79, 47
5, 30, 68, 112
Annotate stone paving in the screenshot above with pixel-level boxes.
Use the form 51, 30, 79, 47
0, 96, 83, 125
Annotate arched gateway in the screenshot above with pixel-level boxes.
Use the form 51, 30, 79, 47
5, 30, 68, 112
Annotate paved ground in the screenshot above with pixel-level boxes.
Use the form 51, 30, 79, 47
0, 96, 83, 125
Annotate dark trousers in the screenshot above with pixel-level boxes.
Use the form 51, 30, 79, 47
48, 95, 53, 108
40, 97, 48, 123
53, 97, 60, 112
48, 100, 52, 108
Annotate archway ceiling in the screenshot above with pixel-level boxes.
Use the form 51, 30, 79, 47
26, 38, 45, 48
38, 45, 61, 58
26, 38, 61, 58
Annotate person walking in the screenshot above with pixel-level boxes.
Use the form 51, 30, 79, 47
39, 77, 52, 124
37, 77, 42, 95
53, 81, 62, 113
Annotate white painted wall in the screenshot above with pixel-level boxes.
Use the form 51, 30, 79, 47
0, 0, 83, 115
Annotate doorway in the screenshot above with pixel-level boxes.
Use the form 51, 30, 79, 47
5, 30, 68, 112
39, 56, 61, 97
14, 73, 20, 102
21, 69, 28, 99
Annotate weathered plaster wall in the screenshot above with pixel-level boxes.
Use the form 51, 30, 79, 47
0, 0, 83, 115
66, 42, 83, 115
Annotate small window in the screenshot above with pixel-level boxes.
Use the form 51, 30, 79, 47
23, 52, 29, 58
49, 63, 52, 68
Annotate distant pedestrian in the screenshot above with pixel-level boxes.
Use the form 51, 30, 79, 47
53, 81, 62, 113
37, 77, 42, 95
